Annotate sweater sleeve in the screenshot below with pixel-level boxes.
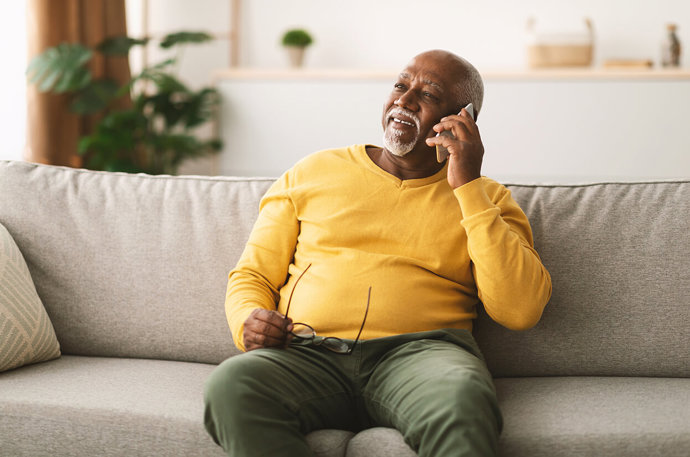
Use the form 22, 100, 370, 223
225, 172, 300, 351
454, 178, 552, 330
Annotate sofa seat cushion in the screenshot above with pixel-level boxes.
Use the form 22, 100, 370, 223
3, 358, 688, 457
0, 355, 393, 457
494, 376, 690, 457
340, 376, 690, 457
343, 427, 417, 456
0, 355, 225, 457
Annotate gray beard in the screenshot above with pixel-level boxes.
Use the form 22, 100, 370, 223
382, 129, 417, 157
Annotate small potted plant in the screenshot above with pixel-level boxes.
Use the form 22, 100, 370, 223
281, 28, 314, 68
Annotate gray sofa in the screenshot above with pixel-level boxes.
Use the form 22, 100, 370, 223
0, 159, 688, 457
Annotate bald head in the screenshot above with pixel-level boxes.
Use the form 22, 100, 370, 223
409, 50, 484, 116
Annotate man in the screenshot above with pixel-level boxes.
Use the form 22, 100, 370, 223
204, 49, 552, 457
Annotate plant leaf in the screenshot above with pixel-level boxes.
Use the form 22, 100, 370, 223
144, 58, 177, 71
281, 29, 313, 47
147, 72, 189, 93
79, 109, 149, 172
181, 87, 220, 129
96, 36, 149, 56
27, 43, 93, 93
159, 31, 213, 49
70, 79, 121, 114
118, 58, 177, 97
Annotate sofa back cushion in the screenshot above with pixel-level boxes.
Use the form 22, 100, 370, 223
474, 180, 690, 378
1, 161, 688, 374
0, 160, 272, 364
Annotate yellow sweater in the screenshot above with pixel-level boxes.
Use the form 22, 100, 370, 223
226, 145, 552, 351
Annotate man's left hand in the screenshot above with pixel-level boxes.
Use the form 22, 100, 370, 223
426, 107, 484, 189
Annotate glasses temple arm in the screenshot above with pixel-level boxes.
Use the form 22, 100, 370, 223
284, 263, 312, 318
351, 286, 372, 345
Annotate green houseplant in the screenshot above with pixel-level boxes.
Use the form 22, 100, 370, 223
27, 32, 222, 175
281, 29, 314, 67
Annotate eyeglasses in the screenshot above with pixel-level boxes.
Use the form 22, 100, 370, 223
284, 264, 371, 354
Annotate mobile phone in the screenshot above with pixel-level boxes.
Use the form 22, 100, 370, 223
435, 103, 475, 163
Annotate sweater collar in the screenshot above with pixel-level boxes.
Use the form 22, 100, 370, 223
357, 144, 449, 188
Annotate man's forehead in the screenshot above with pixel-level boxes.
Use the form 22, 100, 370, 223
398, 71, 445, 91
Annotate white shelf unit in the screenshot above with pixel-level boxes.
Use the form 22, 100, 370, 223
214, 67, 690, 181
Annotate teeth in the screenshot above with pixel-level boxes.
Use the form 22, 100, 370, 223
394, 118, 414, 126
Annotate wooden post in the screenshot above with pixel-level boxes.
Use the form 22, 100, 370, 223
230, 0, 240, 67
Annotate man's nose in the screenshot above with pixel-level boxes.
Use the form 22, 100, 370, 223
395, 90, 419, 111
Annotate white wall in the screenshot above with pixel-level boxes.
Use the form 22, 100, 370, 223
124, 0, 690, 71
479, 77, 690, 182
241, 0, 689, 70
0, 0, 27, 161
125, 0, 233, 84
216, 74, 690, 182
10, 0, 689, 179
169, 0, 690, 179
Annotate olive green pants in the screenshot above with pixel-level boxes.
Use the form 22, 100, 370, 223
204, 329, 502, 457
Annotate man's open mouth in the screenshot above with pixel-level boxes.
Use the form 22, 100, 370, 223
392, 117, 415, 127
387, 109, 419, 130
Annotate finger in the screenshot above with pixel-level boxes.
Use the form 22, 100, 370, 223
245, 338, 283, 351
425, 135, 444, 147
440, 109, 478, 131
243, 309, 292, 350
246, 315, 290, 341
433, 119, 471, 139
244, 328, 286, 347
251, 308, 291, 332
441, 108, 475, 124
425, 134, 459, 153
425, 132, 448, 146
243, 324, 290, 350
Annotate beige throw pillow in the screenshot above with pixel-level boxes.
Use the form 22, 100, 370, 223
0, 222, 60, 372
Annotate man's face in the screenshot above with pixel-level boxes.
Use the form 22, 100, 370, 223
381, 53, 464, 158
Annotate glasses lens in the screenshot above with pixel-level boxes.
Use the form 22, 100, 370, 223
291, 323, 315, 339
321, 337, 350, 354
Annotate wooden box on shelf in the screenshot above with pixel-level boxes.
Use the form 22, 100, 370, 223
526, 18, 594, 68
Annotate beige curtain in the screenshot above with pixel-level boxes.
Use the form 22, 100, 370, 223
26, 0, 131, 167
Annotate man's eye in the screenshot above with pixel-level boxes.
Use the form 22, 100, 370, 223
394, 83, 406, 90
423, 92, 438, 100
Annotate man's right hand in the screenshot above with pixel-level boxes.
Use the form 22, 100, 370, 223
243, 309, 293, 351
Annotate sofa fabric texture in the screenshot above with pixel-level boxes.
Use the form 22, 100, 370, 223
474, 181, 690, 378
0, 222, 60, 372
0, 161, 258, 365
494, 377, 690, 456
0, 356, 224, 457
0, 160, 688, 456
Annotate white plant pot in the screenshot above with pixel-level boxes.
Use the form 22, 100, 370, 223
285, 46, 306, 67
